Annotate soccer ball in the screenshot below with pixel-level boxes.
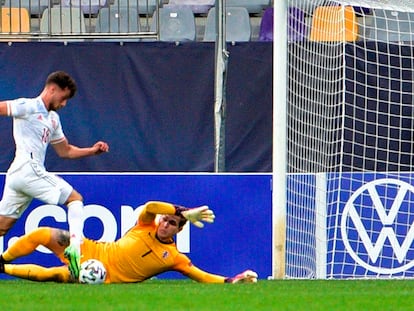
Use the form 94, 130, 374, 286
78, 259, 107, 284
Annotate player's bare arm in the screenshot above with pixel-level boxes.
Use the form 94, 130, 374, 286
52, 139, 109, 159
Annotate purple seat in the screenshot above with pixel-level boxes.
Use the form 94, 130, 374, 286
62, 0, 107, 15
353, 6, 371, 16
259, 7, 273, 41
288, 6, 306, 42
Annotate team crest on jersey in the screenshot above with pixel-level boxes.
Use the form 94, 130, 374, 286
162, 251, 169, 259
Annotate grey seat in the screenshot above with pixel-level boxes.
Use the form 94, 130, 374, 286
40, 7, 86, 33
203, 6, 251, 43
165, 0, 214, 14
150, 6, 196, 42
3, 0, 50, 16
110, 0, 156, 15
61, 0, 108, 15
95, 7, 140, 33
225, 0, 270, 14
366, 9, 414, 43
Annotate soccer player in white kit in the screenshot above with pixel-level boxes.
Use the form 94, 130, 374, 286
0, 71, 109, 277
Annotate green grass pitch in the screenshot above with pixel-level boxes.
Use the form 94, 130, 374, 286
1, 278, 413, 310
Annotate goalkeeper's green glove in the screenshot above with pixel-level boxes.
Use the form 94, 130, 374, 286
176, 205, 215, 228
225, 270, 258, 283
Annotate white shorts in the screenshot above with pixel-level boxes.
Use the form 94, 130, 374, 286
0, 160, 73, 218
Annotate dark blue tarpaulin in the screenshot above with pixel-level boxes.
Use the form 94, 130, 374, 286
0, 42, 273, 172
344, 42, 414, 172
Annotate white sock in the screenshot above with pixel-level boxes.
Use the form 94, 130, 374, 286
67, 200, 84, 249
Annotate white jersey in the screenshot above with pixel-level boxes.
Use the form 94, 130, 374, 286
6, 96, 65, 171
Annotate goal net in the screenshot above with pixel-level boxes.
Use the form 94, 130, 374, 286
284, 0, 414, 279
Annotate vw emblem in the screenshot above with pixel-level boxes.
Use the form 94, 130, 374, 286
341, 178, 414, 274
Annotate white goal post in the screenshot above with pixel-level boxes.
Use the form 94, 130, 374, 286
274, 0, 414, 279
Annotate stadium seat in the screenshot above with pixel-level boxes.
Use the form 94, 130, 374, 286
165, 0, 214, 14
366, 9, 414, 43
95, 7, 140, 35
40, 7, 86, 34
61, 0, 107, 15
110, 0, 157, 15
259, 6, 273, 41
203, 7, 251, 43
310, 6, 358, 42
225, 0, 270, 15
150, 6, 196, 42
288, 6, 307, 42
0, 7, 30, 33
352, 6, 371, 16
3, 0, 49, 16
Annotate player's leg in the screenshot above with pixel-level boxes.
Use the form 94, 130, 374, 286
19, 164, 85, 247
65, 189, 84, 250
62, 189, 85, 279
0, 216, 17, 236
21, 168, 85, 278
0, 227, 74, 282
2, 264, 72, 283
0, 174, 33, 236
0, 227, 69, 262
30, 174, 85, 250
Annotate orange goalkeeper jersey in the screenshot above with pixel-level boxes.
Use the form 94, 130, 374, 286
80, 201, 226, 284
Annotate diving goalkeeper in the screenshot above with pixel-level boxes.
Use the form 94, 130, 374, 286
0, 201, 258, 284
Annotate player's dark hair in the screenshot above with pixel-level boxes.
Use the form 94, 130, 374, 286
174, 205, 189, 228
46, 71, 77, 98
178, 216, 188, 228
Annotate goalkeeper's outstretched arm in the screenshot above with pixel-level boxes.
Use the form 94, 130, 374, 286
177, 259, 258, 283
140, 201, 215, 228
